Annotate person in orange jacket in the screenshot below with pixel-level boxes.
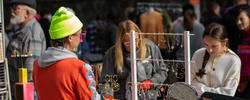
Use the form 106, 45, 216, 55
32, 7, 100, 100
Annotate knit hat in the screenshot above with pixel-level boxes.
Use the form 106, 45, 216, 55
49, 7, 83, 39
10, 0, 37, 9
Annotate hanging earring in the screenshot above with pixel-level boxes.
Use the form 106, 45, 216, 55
174, 63, 178, 77
179, 66, 185, 79
171, 61, 175, 76
175, 35, 179, 48
73, 48, 77, 52
224, 43, 228, 53
171, 35, 175, 51
112, 75, 120, 92
104, 75, 110, 89
180, 36, 183, 48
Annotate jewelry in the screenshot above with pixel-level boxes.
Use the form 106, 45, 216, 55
180, 35, 183, 48
178, 67, 185, 79
72, 48, 77, 52
112, 75, 120, 92
104, 75, 110, 89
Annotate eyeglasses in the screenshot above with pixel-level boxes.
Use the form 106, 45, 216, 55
80, 31, 86, 41
73, 30, 86, 41
123, 38, 140, 46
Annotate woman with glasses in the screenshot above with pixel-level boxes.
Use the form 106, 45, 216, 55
191, 23, 241, 96
100, 20, 168, 100
32, 7, 100, 100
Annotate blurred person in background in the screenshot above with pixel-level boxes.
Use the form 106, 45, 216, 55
140, 5, 167, 57
39, 11, 52, 48
84, 11, 116, 64
171, 4, 204, 82
6, 0, 46, 99
173, 3, 204, 60
203, 1, 223, 27
223, 0, 248, 53
235, 5, 250, 99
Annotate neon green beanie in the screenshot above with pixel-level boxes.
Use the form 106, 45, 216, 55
49, 7, 83, 39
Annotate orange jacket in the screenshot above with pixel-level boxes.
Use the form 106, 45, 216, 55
33, 58, 99, 100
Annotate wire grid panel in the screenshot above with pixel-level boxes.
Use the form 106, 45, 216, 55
0, 0, 11, 99
133, 31, 192, 83
0, 61, 10, 100
129, 31, 192, 100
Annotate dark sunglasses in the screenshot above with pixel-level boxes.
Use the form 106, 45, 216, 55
80, 31, 86, 41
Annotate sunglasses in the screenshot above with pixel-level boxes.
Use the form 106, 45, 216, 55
80, 31, 86, 41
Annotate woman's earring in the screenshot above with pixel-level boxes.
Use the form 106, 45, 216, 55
73, 48, 77, 52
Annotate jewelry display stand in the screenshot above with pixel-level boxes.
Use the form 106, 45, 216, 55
129, 31, 193, 100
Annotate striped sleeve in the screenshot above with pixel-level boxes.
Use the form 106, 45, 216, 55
24, 22, 46, 81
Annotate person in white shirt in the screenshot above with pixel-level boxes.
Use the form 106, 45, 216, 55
191, 23, 241, 96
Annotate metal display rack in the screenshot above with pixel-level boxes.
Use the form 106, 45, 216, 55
129, 31, 191, 100
0, 0, 12, 99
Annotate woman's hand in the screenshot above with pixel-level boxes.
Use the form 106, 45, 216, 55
238, 81, 249, 93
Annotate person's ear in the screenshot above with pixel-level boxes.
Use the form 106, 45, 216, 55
67, 36, 73, 42
24, 9, 29, 18
224, 38, 229, 46
225, 38, 228, 42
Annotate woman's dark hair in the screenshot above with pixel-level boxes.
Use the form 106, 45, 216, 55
235, 4, 250, 18
182, 4, 195, 15
208, 1, 220, 14
203, 23, 227, 41
182, 4, 196, 32
196, 23, 227, 78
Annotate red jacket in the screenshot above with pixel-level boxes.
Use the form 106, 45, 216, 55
33, 58, 99, 100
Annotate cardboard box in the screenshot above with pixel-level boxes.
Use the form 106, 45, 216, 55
15, 82, 34, 100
